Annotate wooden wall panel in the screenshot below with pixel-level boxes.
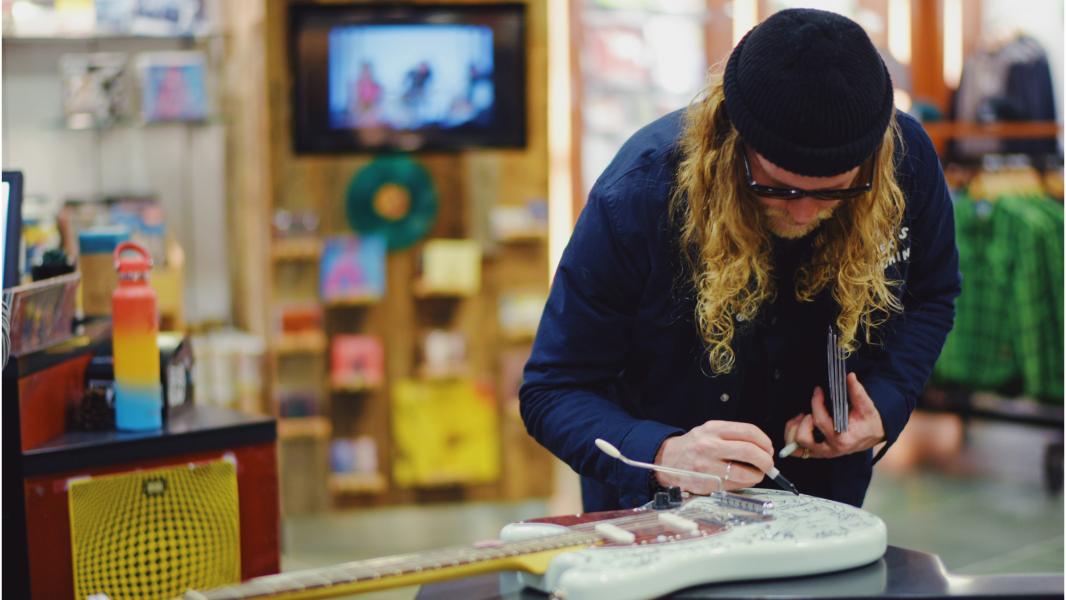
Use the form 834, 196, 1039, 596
223, 0, 272, 339
253, 0, 552, 508
911, 0, 949, 113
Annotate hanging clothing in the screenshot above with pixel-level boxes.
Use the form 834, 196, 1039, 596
934, 191, 1064, 401
952, 35, 1060, 159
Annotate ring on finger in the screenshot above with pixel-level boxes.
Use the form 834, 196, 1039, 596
723, 460, 733, 482
801, 447, 811, 460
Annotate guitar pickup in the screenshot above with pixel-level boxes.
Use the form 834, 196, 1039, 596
658, 512, 699, 533
594, 522, 636, 544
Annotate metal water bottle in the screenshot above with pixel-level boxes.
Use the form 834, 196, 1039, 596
112, 242, 163, 430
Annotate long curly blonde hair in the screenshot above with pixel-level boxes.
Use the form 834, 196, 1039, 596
672, 80, 906, 375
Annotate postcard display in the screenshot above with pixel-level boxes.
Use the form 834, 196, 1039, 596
270, 152, 553, 510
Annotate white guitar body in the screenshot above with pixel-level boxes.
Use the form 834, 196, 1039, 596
500, 489, 887, 600
186, 489, 886, 600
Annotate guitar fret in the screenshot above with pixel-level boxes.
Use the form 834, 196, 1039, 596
210, 590, 240, 600
189, 530, 603, 599
319, 567, 354, 584
297, 571, 332, 587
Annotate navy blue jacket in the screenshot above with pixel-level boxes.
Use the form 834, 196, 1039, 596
520, 110, 961, 512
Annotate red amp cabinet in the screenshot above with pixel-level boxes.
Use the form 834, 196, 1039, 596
16, 401, 279, 598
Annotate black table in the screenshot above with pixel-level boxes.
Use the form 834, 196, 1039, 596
22, 403, 276, 477
415, 545, 1063, 599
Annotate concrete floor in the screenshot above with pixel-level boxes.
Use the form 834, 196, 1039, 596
280, 416, 1064, 599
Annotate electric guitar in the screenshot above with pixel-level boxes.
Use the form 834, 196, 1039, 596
184, 489, 886, 600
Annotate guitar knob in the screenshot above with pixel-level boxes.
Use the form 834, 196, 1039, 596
653, 491, 671, 510
668, 486, 683, 506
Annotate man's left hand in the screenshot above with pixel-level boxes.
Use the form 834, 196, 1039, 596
785, 372, 886, 459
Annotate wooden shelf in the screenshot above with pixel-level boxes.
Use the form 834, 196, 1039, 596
412, 282, 475, 299
324, 295, 380, 308
273, 330, 327, 355
272, 237, 322, 261
277, 416, 331, 440
495, 230, 548, 244
500, 330, 537, 344
407, 473, 491, 488
921, 121, 1063, 139
329, 472, 387, 494
330, 378, 380, 394
3, 31, 221, 43
418, 366, 470, 381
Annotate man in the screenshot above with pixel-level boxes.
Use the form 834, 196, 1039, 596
520, 8, 961, 512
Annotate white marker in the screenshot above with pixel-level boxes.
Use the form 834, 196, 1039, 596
779, 442, 799, 458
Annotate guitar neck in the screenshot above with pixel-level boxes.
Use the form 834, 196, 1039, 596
186, 531, 599, 600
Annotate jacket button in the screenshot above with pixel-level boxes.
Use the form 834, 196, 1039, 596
720, 393, 729, 402
772, 369, 782, 380
770, 316, 778, 326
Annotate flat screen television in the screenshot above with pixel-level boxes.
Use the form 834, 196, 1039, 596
290, 3, 526, 153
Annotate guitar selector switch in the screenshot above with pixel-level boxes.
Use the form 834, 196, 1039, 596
668, 486, 683, 506
653, 491, 672, 510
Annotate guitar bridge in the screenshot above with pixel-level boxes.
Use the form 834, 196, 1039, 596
710, 491, 774, 516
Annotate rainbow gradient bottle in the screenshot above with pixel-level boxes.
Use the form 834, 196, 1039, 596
112, 242, 163, 431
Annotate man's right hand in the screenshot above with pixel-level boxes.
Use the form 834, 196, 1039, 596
654, 421, 775, 493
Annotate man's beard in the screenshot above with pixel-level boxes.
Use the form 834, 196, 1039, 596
761, 205, 837, 239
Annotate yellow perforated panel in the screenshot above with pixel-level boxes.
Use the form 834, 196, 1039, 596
68, 460, 241, 600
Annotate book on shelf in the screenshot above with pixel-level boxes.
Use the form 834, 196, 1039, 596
320, 234, 386, 302
6, 0, 211, 38
126, 0, 209, 36
277, 392, 321, 418
136, 50, 210, 122
278, 303, 323, 334
329, 436, 379, 477
61, 193, 166, 266
330, 334, 384, 389
60, 52, 131, 129
273, 208, 320, 238
490, 198, 547, 242
55, 0, 95, 34
418, 330, 467, 379
108, 195, 167, 266
391, 378, 500, 487
498, 290, 547, 340
276, 416, 331, 440
417, 239, 481, 296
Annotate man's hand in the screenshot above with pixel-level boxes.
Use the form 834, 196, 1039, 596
654, 421, 775, 493
785, 372, 886, 459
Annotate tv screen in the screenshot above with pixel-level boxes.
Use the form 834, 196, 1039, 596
291, 3, 526, 153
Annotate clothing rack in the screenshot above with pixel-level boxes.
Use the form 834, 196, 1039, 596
919, 387, 1063, 493
924, 155, 1064, 492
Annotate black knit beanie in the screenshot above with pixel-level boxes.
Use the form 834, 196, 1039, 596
723, 8, 894, 177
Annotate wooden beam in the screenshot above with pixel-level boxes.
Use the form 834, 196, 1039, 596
569, 0, 586, 221
910, 0, 949, 113
706, 0, 735, 73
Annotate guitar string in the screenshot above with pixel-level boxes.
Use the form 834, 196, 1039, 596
199, 507, 739, 598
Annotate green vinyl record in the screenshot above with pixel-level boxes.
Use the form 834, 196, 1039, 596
346, 156, 438, 251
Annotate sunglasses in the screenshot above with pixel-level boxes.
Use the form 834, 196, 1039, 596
741, 150, 875, 201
